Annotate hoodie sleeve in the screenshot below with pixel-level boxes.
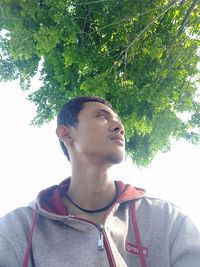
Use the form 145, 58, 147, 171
0, 234, 20, 267
170, 216, 200, 267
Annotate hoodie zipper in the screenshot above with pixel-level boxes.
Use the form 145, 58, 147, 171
98, 223, 104, 249
70, 216, 116, 267
97, 222, 116, 267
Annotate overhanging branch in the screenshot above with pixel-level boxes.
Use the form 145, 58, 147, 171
173, 0, 200, 42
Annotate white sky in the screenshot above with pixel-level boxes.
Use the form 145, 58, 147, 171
0, 79, 200, 231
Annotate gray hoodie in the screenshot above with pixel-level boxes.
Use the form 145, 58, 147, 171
0, 178, 200, 267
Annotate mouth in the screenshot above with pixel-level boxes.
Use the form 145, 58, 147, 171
111, 139, 125, 146
110, 136, 125, 146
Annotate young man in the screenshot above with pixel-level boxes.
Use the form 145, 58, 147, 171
0, 96, 200, 267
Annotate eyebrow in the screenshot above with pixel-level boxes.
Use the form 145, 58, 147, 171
95, 108, 122, 123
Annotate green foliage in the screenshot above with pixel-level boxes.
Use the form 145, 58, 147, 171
0, 0, 200, 166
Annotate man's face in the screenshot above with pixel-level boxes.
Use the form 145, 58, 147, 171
70, 102, 125, 165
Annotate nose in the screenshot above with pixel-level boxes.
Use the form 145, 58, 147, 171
110, 120, 125, 136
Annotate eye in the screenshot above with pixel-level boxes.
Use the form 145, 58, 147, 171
97, 113, 108, 120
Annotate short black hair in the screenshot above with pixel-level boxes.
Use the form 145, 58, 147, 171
57, 96, 113, 161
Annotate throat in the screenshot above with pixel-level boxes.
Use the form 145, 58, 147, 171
65, 181, 118, 214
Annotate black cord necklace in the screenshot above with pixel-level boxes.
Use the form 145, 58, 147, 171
65, 181, 118, 214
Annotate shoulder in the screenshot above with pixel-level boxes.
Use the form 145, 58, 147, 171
0, 205, 34, 266
136, 196, 200, 239
134, 196, 188, 233
0, 202, 34, 222
0, 204, 35, 241
133, 196, 200, 243
137, 196, 185, 216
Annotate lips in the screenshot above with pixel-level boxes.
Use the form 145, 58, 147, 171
110, 135, 125, 143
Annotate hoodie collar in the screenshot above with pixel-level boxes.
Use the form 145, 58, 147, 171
34, 178, 145, 218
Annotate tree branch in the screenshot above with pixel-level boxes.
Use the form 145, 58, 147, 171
173, 0, 199, 42
158, 43, 186, 86
156, 1, 200, 85
121, 1, 178, 63
155, 0, 190, 33
73, 0, 109, 5
157, 16, 200, 87
81, 9, 92, 45
86, 2, 176, 35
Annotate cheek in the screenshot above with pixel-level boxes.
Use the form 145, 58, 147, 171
86, 131, 103, 144
83, 123, 106, 137
76, 121, 108, 146
84, 130, 106, 149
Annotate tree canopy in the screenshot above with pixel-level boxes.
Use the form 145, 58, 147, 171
0, 0, 200, 166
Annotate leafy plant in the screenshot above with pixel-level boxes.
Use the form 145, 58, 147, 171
0, 0, 199, 166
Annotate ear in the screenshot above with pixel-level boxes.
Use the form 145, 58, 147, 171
56, 125, 73, 145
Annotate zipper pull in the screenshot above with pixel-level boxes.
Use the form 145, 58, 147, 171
98, 224, 104, 250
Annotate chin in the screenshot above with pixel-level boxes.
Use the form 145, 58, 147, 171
105, 152, 125, 164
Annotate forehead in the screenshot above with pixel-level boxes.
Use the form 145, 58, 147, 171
79, 102, 119, 119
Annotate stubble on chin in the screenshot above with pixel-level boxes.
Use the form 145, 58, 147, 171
104, 151, 125, 165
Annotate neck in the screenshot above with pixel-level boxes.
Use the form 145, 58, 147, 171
67, 161, 116, 210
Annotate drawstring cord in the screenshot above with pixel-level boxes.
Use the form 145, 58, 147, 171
23, 205, 38, 267
132, 201, 147, 267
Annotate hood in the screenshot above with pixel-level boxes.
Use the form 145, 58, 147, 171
29, 178, 145, 220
